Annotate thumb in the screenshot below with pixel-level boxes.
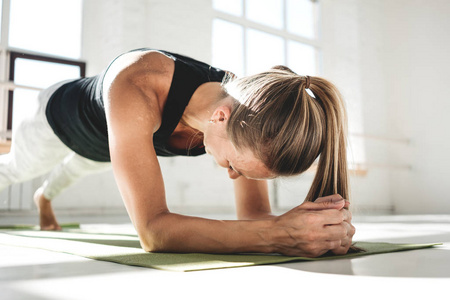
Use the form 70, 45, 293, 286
314, 194, 344, 204
301, 198, 345, 210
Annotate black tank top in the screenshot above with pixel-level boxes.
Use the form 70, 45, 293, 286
45, 49, 227, 162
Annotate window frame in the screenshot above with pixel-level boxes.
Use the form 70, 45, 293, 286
6, 51, 86, 131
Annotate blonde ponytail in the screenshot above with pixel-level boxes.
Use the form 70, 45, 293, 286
303, 77, 349, 202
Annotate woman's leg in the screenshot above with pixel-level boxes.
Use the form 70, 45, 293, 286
0, 81, 72, 192
40, 152, 111, 200
34, 152, 111, 230
0, 80, 84, 230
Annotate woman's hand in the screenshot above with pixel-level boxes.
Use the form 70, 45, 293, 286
270, 194, 354, 257
313, 194, 356, 255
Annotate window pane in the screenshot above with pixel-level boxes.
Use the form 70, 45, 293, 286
9, 0, 82, 58
286, 0, 316, 39
246, 29, 284, 75
212, 19, 244, 77
287, 40, 317, 75
14, 58, 80, 89
213, 0, 243, 16
246, 0, 283, 29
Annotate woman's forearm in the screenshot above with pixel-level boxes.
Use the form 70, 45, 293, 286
138, 195, 354, 257
139, 212, 276, 254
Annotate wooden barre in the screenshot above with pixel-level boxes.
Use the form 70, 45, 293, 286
0, 81, 43, 91
349, 132, 410, 144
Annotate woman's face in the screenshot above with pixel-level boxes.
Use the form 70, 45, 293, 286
204, 120, 274, 180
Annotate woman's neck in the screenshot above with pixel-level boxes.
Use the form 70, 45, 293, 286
182, 82, 231, 133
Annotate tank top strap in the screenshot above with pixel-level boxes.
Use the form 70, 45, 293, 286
152, 50, 226, 156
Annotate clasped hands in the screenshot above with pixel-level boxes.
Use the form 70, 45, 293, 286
272, 194, 355, 257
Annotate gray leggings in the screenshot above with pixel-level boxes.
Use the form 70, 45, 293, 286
0, 80, 111, 200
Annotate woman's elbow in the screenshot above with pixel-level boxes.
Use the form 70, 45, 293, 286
136, 219, 168, 252
139, 231, 164, 252
140, 240, 158, 252
139, 234, 155, 252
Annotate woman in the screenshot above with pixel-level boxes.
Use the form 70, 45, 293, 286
0, 49, 355, 257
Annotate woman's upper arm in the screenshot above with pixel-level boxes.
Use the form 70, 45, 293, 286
103, 53, 172, 234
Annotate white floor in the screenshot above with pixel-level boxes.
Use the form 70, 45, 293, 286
1, 212, 449, 300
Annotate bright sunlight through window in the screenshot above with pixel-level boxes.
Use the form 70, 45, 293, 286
9, 0, 83, 58
212, 0, 319, 77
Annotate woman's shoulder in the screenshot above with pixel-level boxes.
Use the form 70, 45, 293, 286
102, 51, 176, 129
104, 50, 174, 83
102, 50, 175, 106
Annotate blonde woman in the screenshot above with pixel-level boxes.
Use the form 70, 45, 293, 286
0, 49, 354, 257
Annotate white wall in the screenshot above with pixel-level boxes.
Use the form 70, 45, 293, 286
320, 0, 450, 214
383, 0, 450, 213
48, 0, 450, 215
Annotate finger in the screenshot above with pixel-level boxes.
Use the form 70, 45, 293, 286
341, 208, 352, 222
326, 240, 342, 252
348, 222, 356, 237
328, 239, 350, 255
344, 222, 356, 241
299, 209, 345, 226
331, 234, 353, 255
305, 223, 347, 242
313, 194, 343, 204
310, 209, 346, 226
332, 245, 350, 255
344, 200, 350, 210
331, 224, 355, 255
320, 209, 346, 225
323, 223, 348, 239
305, 241, 341, 258
301, 198, 345, 211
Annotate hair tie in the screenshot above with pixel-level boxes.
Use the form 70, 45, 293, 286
304, 75, 316, 98
305, 75, 311, 89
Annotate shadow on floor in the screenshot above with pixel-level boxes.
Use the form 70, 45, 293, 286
0, 259, 152, 282
279, 245, 450, 278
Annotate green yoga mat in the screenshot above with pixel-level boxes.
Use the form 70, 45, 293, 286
0, 225, 441, 272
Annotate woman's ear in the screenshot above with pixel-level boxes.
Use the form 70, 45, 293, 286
210, 105, 231, 123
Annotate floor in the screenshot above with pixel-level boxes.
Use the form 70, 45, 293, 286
0, 212, 449, 300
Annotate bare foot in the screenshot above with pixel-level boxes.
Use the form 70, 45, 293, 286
33, 188, 62, 231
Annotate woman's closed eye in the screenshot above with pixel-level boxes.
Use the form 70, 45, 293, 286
229, 165, 238, 174
229, 165, 244, 176
227, 164, 243, 179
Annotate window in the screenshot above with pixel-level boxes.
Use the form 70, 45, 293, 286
9, 0, 83, 59
0, 0, 84, 139
212, 0, 320, 77
0, 0, 84, 209
8, 52, 85, 131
